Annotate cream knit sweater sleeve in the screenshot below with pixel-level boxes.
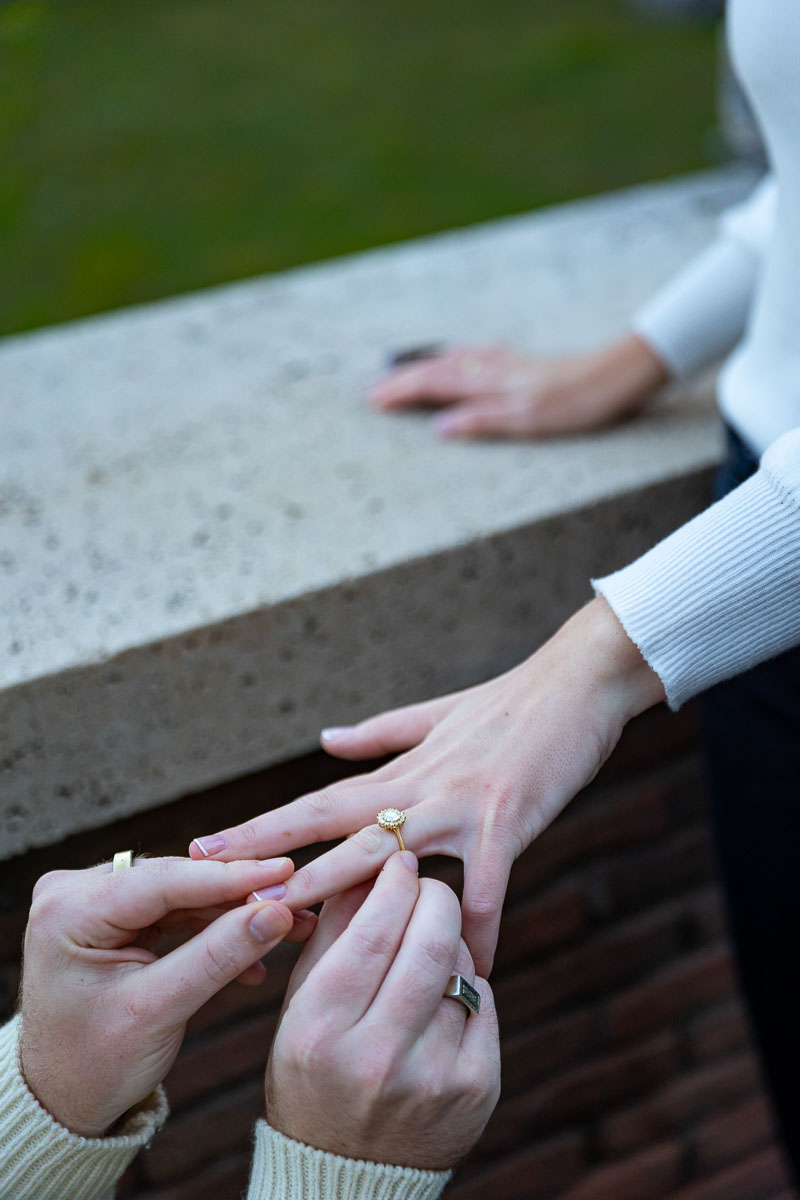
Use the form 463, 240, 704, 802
0, 1015, 452, 1200
632, 174, 777, 380
246, 1121, 451, 1200
593, 426, 800, 710
0, 1016, 168, 1200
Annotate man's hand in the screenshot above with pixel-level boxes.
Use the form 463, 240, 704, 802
267, 852, 500, 1170
20, 856, 297, 1137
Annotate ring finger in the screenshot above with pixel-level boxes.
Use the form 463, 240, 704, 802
270, 810, 441, 912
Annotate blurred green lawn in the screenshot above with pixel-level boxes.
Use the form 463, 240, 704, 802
1, 0, 718, 334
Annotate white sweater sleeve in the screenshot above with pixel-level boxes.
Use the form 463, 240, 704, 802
0, 1016, 168, 1200
632, 174, 777, 379
247, 1121, 451, 1200
593, 427, 800, 710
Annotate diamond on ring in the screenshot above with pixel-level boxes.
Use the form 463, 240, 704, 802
377, 808, 406, 851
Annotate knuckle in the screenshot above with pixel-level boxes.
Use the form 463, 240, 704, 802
292, 863, 316, 897
26, 888, 63, 933
460, 1058, 500, 1107
31, 870, 68, 901
201, 941, 240, 987
350, 825, 386, 858
235, 821, 261, 849
462, 890, 499, 926
299, 789, 337, 820
351, 923, 397, 964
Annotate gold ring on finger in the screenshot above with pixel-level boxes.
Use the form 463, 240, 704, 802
376, 808, 406, 851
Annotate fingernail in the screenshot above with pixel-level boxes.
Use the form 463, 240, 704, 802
252, 884, 287, 902
321, 726, 352, 742
258, 858, 291, 869
398, 851, 418, 873
433, 415, 458, 436
249, 906, 284, 943
192, 834, 228, 857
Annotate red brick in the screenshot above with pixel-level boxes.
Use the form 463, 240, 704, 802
0, 908, 26, 961
479, 1032, 679, 1156
667, 1145, 791, 1200
688, 1001, 750, 1064
588, 828, 713, 920
558, 1139, 684, 1200
167, 1008, 278, 1109
597, 1054, 761, 1158
606, 943, 736, 1043
500, 1009, 597, 1096
448, 1132, 585, 1200
141, 1078, 263, 1184
597, 702, 701, 784
692, 1094, 774, 1174
507, 781, 671, 903
0, 963, 20, 1023
495, 881, 587, 971
494, 898, 691, 1032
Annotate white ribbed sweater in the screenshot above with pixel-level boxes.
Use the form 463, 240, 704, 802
0, 1018, 449, 1200
595, 0, 800, 709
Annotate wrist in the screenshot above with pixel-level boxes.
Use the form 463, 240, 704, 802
569, 596, 666, 722
584, 333, 671, 410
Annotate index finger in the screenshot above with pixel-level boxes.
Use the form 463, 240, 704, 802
60, 857, 295, 946
188, 777, 380, 862
288, 852, 420, 1030
369, 352, 482, 410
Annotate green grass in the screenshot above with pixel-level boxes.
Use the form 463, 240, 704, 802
0, 0, 718, 334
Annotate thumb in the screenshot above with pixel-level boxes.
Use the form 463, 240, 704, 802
321, 694, 459, 760
144, 900, 293, 1023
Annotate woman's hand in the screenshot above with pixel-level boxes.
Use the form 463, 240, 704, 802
368, 334, 669, 439
19, 855, 296, 1137
189, 599, 665, 977
267, 853, 500, 1170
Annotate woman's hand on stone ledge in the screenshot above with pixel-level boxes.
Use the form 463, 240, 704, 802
19, 856, 295, 1137
189, 598, 665, 978
367, 334, 669, 439
267, 852, 500, 1170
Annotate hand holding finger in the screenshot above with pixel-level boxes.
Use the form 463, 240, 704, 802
287, 852, 420, 1030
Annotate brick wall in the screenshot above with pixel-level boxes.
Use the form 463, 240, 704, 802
1, 705, 796, 1199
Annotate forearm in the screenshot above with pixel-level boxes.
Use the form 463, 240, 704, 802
631, 175, 777, 381
0, 1017, 168, 1200
593, 428, 800, 709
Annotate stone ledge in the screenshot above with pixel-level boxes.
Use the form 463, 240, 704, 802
0, 165, 756, 858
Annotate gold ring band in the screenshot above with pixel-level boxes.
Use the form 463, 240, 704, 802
443, 974, 481, 1017
376, 808, 406, 852
112, 850, 134, 872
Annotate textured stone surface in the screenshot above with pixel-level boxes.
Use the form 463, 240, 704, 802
0, 166, 756, 858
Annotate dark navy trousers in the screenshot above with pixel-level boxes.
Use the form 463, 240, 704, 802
701, 426, 800, 1178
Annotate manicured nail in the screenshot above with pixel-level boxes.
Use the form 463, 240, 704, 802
321, 726, 352, 742
252, 884, 287, 902
433, 414, 458, 436
249, 906, 284, 943
258, 858, 291, 869
192, 834, 228, 857
398, 851, 418, 873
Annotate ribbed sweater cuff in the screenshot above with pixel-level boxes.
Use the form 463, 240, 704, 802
593, 455, 800, 710
247, 1120, 452, 1200
0, 1016, 168, 1200
632, 236, 758, 381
